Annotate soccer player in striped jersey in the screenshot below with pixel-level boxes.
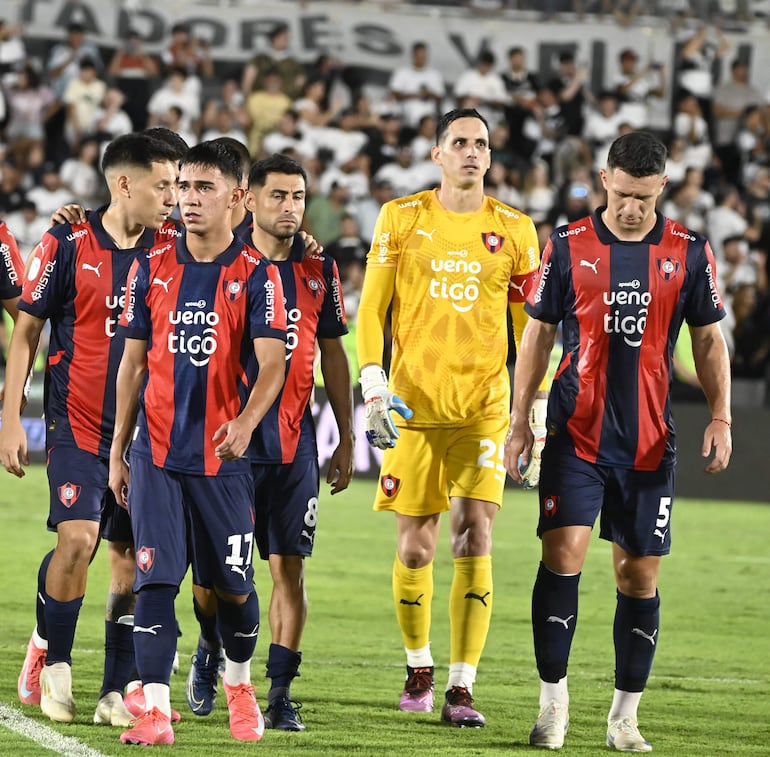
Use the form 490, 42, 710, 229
0, 219, 25, 407
0, 219, 23, 320
504, 131, 732, 752
0, 134, 180, 727
109, 141, 287, 746
186, 153, 353, 731
357, 108, 541, 727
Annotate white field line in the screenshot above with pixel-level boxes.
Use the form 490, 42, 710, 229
0, 702, 110, 757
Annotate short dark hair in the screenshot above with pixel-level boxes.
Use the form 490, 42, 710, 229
477, 49, 495, 67
101, 132, 182, 174
212, 136, 251, 180
269, 23, 289, 41
180, 140, 243, 185
435, 108, 489, 146
606, 131, 667, 177
141, 127, 189, 160
248, 153, 307, 188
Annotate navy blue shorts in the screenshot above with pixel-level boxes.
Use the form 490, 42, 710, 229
101, 496, 133, 543
538, 438, 676, 556
46, 443, 107, 528
127, 455, 255, 593
253, 457, 320, 560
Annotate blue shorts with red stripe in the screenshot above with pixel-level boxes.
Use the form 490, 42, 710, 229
127, 454, 255, 593
537, 435, 676, 556
253, 457, 319, 559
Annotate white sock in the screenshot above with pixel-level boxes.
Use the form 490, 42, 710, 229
608, 689, 643, 721
446, 662, 477, 692
32, 627, 48, 650
143, 682, 170, 718
405, 644, 433, 669
540, 676, 569, 707
126, 679, 141, 694
224, 655, 251, 687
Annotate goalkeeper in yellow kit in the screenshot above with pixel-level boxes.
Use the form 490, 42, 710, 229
356, 108, 546, 726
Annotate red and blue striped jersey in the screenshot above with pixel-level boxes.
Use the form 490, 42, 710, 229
526, 208, 726, 471
18, 211, 180, 457
119, 233, 287, 476
0, 221, 24, 300
248, 236, 348, 464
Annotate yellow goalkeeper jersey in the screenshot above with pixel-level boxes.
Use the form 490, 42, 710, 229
357, 188, 539, 427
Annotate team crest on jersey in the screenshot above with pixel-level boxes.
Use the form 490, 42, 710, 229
380, 474, 401, 497
136, 547, 156, 574
303, 277, 323, 297
481, 232, 505, 254
223, 278, 245, 302
57, 482, 81, 508
656, 257, 681, 281
542, 495, 559, 518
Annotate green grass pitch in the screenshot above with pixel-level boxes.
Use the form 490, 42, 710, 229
0, 468, 768, 755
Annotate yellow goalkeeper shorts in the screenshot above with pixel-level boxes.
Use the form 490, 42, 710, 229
373, 418, 509, 516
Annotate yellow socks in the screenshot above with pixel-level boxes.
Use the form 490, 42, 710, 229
449, 555, 493, 669
393, 555, 433, 651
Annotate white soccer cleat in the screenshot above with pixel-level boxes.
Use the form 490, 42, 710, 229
529, 699, 569, 749
93, 690, 134, 727
606, 716, 652, 752
40, 662, 76, 723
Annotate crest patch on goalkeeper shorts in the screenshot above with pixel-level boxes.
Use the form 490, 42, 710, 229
380, 474, 401, 497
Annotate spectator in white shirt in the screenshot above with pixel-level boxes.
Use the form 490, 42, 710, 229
388, 41, 445, 129
26, 163, 75, 218
613, 48, 666, 129
4, 199, 49, 258
454, 50, 509, 128
147, 66, 201, 135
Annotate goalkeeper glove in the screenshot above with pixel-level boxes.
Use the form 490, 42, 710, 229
520, 397, 547, 489
360, 365, 413, 450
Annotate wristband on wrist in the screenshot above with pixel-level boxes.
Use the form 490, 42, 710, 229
711, 417, 731, 427
360, 364, 387, 396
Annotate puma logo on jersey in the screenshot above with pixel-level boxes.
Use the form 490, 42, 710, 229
654, 528, 668, 543
509, 279, 526, 297
301, 529, 315, 545
464, 591, 491, 607
416, 228, 437, 242
81, 261, 103, 278
399, 593, 424, 606
579, 257, 600, 274
230, 565, 248, 580
546, 614, 575, 629
153, 276, 173, 292
632, 627, 658, 646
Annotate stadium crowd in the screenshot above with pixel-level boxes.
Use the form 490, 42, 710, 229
0, 9, 768, 400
